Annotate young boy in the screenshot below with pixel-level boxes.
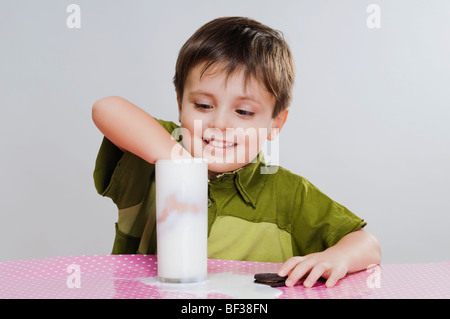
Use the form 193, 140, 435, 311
92, 17, 381, 288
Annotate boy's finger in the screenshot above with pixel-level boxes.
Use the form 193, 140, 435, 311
325, 269, 343, 288
277, 256, 305, 277
285, 261, 312, 287
303, 263, 328, 288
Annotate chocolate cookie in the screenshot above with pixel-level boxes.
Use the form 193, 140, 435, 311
254, 273, 288, 287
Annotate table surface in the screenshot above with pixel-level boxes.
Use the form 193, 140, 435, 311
0, 254, 448, 299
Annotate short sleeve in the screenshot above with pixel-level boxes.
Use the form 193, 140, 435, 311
92, 118, 180, 209
291, 177, 367, 256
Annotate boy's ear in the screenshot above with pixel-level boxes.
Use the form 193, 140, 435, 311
268, 109, 289, 141
177, 92, 182, 123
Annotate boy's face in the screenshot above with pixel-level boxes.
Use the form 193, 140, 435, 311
177, 63, 288, 176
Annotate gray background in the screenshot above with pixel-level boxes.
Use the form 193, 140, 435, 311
1, 0, 449, 263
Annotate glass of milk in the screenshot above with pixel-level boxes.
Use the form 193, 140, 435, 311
155, 158, 208, 283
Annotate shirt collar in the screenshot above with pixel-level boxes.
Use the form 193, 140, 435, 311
209, 153, 268, 208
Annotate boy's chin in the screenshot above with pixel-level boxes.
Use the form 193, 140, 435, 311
207, 161, 248, 178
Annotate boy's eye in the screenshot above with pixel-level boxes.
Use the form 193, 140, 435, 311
194, 103, 213, 110
236, 109, 255, 117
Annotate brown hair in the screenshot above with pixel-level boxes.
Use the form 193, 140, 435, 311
173, 17, 295, 117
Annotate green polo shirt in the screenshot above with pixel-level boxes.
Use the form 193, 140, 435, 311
93, 119, 366, 262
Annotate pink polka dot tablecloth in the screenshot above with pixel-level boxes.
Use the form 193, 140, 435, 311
0, 255, 448, 299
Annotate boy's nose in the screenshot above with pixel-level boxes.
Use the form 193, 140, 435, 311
209, 112, 230, 131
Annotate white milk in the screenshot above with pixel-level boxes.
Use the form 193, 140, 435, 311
155, 158, 208, 283
139, 272, 283, 299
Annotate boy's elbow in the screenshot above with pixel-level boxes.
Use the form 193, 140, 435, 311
91, 99, 102, 125
374, 238, 382, 264
367, 230, 382, 265
92, 96, 119, 125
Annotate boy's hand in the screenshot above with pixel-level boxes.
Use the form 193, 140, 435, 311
277, 250, 349, 288
277, 229, 381, 288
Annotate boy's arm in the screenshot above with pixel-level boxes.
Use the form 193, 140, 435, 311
278, 228, 381, 288
92, 96, 190, 163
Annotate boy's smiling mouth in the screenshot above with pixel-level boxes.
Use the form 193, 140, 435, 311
202, 137, 237, 149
